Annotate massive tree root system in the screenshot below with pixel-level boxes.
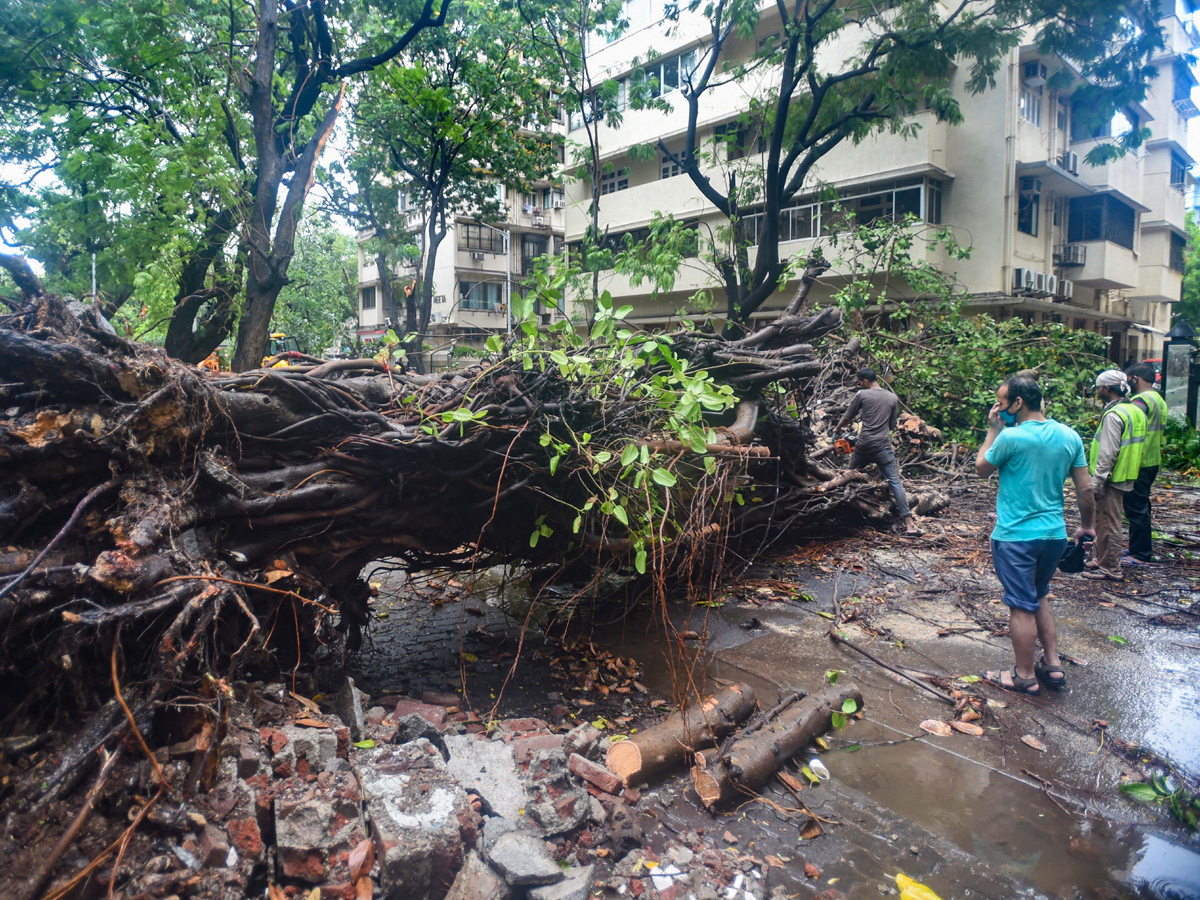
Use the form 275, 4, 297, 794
0, 273, 944, 811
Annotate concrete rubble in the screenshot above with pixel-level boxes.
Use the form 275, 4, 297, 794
146, 682, 739, 900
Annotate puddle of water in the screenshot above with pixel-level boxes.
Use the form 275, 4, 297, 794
1122, 832, 1200, 900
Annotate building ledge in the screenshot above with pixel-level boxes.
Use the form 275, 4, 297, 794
1015, 159, 1092, 197
962, 293, 1138, 325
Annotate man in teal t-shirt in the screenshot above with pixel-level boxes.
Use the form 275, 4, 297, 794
975, 375, 1095, 696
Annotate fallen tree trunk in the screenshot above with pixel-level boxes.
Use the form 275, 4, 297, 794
691, 683, 863, 809
605, 683, 757, 784
0, 271, 944, 736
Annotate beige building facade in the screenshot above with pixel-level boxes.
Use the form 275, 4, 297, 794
356, 181, 567, 363
562, 0, 1198, 362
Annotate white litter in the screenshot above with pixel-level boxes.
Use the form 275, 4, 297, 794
651, 863, 683, 891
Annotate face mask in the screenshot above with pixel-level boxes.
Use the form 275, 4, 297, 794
999, 407, 1018, 426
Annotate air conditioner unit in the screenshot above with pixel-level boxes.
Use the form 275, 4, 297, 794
1056, 279, 1074, 301
433, 294, 446, 304
1059, 151, 1079, 175
551, 200, 565, 210
532, 215, 546, 228
1014, 267, 1035, 292
471, 251, 486, 261
1033, 272, 1047, 295
1057, 243, 1086, 266
1045, 274, 1058, 297
1023, 61, 1048, 87
1020, 176, 1042, 194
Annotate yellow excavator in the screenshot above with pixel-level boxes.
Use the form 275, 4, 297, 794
262, 332, 302, 368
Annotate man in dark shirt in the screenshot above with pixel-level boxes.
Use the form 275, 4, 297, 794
837, 367, 920, 535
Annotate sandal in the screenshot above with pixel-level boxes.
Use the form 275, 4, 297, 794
1081, 570, 1124, 582
983, 668, 1041, 696
1035, 657, 1067, 691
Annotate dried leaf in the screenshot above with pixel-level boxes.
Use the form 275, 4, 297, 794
293, 717, 328, 729
800, 818, 823, 840
348, 838, 376, 883
765, 855, 786, 868
804, 862, 820, 878
263, 568, 293, 583
269, 559, 290, 570
304, 889, 321, 900
289, 691, 322, 713
461, 652, 478, 663
960, 709, 982, 723
354, 876, 373, 900
1021, 734, 1047, 752
951, 721, 984, 736
919, 719, 953, 737
777, 771, 805, 794
268, 885, 286, 900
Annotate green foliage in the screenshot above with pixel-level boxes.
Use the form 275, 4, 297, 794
870, 311, 1110, 444
271, 217, 357, 356
1120, 776, 1200, 830
1179, 211, 1200, 329
1162, 415, 1200, 476
431, 264, 740, 574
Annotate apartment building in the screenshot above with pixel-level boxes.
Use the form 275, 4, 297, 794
562, 0, 1198, 362
356, 181, 566, 361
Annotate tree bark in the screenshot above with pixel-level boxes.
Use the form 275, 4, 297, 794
691, 683, 863, 809
605, 683, 757, 784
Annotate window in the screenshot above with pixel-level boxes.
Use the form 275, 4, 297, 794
459, 224, 505, 252
1020, 87, 1042, 127
1072, 104, 1139, 142
1171, 233, 1187, 272
1067, 195, 1136, 249
661, 152, 688, 179
542, 187, 564, 208
1018, 177, 1041, 236
715, 122, 765, 161
1171, 154, 1189, 187
398, 192, 413, 212
600, 167, 628, 195
1056, 101, 1069, 133
459, 281, 504, 311
521, 235, 549, 274
743, 177, 943, 246
641, 46, 703, 98
360, 286, 377, 311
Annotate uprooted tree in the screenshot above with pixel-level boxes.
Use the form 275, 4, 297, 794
0, 255, 945, 807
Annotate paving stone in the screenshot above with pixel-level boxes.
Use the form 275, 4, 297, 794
393, 698, 448, 730
485, 832, 564, 887
567, 752, 623, 794
357, 740, 478, 900
528, 865, 595, 900
445, 734, 529, 820
444, 850, 512, 900
274, 770, 366, 883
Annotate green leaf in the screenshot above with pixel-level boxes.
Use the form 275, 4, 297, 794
485, 335, 503, 354
651, 467, 677, 487
801, 765, 820, 785
1120, 782, 1161, 803
620, 444, 639, 466
846, 743, 862, 752
352, 740, 376, 749
612, 505, 629, 527
842, 698, 858, 714
960, 675, 981, 684
635, 547, 647, 574
573, 515, 582, 534
1108, 635, 1130, 646
825, 669, 843, 685
831, 711, 847, 729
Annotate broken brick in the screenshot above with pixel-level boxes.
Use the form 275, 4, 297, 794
567, 753, 623, 795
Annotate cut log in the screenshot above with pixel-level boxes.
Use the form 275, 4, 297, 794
605, 683, 757, 784
690, 683, 862, 809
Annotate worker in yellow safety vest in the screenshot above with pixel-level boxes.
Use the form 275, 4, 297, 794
1124, 362, 1169, 563
1084, 369, 1146, 582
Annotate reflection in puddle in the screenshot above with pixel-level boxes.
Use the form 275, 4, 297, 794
1126, 832, 1200, 900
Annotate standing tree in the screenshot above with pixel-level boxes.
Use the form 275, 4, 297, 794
342, 3, 561, 369
0, 0, 451, 368
271, 215, 358, 356
649, 0, 1164, 333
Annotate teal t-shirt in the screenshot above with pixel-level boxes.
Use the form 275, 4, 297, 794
984, 419, 1087, 542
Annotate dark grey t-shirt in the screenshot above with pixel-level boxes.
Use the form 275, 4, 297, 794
844, 387, 898, 450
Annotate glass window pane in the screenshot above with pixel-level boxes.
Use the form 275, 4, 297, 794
894, 187, 921, 220
662, 57, 679, 91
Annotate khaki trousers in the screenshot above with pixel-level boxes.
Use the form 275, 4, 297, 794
1094, 486, 1126, 577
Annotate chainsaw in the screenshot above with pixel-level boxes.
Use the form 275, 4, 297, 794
833, 432, 856, 455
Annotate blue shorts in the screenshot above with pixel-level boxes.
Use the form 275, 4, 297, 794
990, 538, 1068, 612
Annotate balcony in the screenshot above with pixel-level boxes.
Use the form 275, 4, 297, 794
1159, 15, 1199, 54
1070, 140, 1146, 204
1071, 241, 1140, 289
